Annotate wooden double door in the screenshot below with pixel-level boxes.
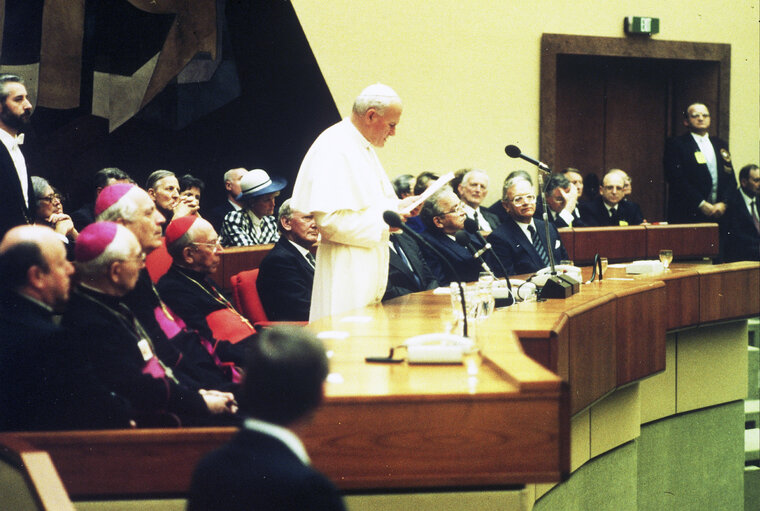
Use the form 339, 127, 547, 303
542, 35, 728, 222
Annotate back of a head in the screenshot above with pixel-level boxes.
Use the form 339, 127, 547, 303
0, 226, 50, 293
240, 326, 329, 426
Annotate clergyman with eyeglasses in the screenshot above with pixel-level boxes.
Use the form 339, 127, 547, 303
489, 176, 569, 276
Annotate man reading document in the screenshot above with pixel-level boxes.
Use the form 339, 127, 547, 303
291, 84, 418, 320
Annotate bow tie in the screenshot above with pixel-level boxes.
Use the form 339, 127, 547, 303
13, 134, 24, 146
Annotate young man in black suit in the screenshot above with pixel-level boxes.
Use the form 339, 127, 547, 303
188, 326, 346, 511
579, 169, 644, 226
663, 102, 736, 224
0, 74, 35, 239
256, 198, 318, 321
722, 164, 760, 262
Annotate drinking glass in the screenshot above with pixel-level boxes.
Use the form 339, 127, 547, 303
659, 249, 673, 270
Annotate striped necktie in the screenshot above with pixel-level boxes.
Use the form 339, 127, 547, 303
528, 224, 550, 267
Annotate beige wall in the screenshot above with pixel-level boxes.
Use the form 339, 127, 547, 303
292, 0, 759, 206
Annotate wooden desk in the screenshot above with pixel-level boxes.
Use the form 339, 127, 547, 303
558, 223, 719, 264
1, 262, 757, 502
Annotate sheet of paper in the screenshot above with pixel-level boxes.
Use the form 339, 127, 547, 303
400, 172, 455, 214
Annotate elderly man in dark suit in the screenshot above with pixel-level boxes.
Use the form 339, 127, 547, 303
256, 199, 318, 321
456, 168, 501, 234
579, 169, 644, 226
0, 75, 35, 239
663, 102, 736, 224
490, 177, 568, 276
187, 326, 346, 511
722, 164, 760, 262
418, 188, 494, 285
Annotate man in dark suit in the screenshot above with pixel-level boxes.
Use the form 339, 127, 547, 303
0, 225, 134, 431
544, 173, 586, 227
0, 74, 35, 239
256, 198, 318, 321
579, 170, 644, 226
384, 231, 438, 300
207, 167, 247, 235
663, 102, 736, 224
418, 188, 494, 285
187, 326, 346, 511
490, 177, 568, 276
456, 168, 500, 234
722, 164, 760, 262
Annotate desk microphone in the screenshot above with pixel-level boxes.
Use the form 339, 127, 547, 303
454, 230, 493, 275
463, 218, 513, 304
383, 210, 469, 337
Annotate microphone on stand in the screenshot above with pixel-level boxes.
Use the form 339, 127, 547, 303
463, 218, 513, 304
504, 145, 552, 173
383, 211, 469, 336
454, 230, 493, 275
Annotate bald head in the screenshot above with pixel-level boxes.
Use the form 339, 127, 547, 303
0, 225, 74, 310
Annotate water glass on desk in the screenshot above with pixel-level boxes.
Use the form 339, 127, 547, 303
659, 249, 673, 270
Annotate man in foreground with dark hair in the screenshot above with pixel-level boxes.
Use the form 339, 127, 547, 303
187, 326, 345, 511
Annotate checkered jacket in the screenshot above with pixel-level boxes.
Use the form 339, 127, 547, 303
220, 210, 280, 246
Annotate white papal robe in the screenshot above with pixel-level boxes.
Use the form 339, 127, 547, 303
291, 118, 398, 321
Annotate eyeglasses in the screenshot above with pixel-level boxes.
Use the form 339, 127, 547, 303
191, 239, 222, 253
509, 194, 536, 206
39, 194, 62, 203
436, 202, 464, 217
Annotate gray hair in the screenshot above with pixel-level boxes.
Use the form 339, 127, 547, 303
502, 176, 532, 202
352, 83, 401, 116
0, 74, 23, 102
419, 187, 452, 231
544, 173, 571, 196
277, 198, 294, 233
145, 170, 176, 191
31, 176, 51, 205
461, 168, 489, 187
224, 167, 246, 183
75, 224, 137, 283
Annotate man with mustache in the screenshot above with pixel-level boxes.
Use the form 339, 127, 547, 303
0, 74, 35, 239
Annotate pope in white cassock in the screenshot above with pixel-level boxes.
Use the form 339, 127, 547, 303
291, 83, 418, 321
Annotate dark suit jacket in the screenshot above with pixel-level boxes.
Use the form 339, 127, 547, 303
721, 188, 760, 262
384, 232, 438, 300
188, 428, 345, 511
418, 229, 494, 285
468, 206, 501, 231
0, 142, 33, 239
663, 132, 736, 224
578, 196, 644, 226
0, 291, 133, 431
70, 202, 95, 231
489, 217, 568, 276
256, 237, 315, 321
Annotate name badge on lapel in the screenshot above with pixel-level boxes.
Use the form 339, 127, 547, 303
694, 151, 706, 164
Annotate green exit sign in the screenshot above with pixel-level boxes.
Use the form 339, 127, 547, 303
624, 16, 660, 35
